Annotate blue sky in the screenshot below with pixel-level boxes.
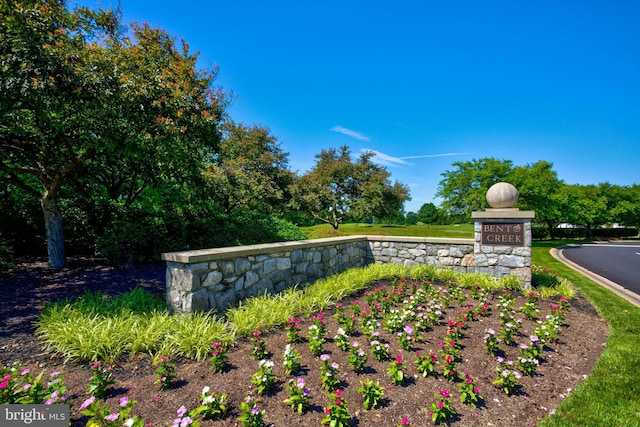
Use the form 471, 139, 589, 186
74, 0, 639, 212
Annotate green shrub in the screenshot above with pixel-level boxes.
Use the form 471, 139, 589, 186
96, 204, 186, 267
185, 210, 306, 250
532, 226, 550, 240
0, 233, 15, 271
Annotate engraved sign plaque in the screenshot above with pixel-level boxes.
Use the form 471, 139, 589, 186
481, 222, 524, 246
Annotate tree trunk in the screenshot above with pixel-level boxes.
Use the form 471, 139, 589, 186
41, 193, 67, 268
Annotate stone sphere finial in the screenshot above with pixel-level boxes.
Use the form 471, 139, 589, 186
486, 182, 519, 208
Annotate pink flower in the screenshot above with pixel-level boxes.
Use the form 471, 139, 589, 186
438, 389, 450, 398
160, 356, 168, 363
105, 413, 119, 421
79, 396, 96, 411
176, 406, 187, 417
401, 418, 411, 425
437, 401, 444, 409
120, 397, 129, 407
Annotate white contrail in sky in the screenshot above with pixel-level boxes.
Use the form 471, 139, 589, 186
362, 149, 470, 167
331, 126, 370, 141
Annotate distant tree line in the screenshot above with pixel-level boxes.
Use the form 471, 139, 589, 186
430, 158, 640, 238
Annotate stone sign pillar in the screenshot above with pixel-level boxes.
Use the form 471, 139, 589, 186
472, 182, 535, 287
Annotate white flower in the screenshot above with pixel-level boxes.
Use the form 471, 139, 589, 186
202, 386, 210, 395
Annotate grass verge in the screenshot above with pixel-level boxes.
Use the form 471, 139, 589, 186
533, 241, 640, 427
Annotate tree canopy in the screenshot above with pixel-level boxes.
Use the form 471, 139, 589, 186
204, 121, 294, 214
291, 146, 410, 229
436, 157, 514, 216
0, 1, 225, 266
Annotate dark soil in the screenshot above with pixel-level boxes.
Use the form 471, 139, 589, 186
0, 257, 608, 427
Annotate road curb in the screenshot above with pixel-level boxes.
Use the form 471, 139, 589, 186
551, 246, 640, 308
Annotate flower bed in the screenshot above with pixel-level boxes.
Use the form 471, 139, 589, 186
1, 276, 607, 426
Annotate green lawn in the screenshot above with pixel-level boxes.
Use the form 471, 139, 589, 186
302, 222, 474, 239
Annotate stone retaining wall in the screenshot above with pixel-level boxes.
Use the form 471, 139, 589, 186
161, 236, 476, 313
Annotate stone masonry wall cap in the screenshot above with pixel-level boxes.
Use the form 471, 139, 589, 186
486, 182, 519, 208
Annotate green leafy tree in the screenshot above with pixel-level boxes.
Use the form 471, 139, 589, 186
291, 146, 410, 229
204, 121, 295, 214
404, 211, 418, 225
560, 184, 609, 236
416, 202, 439, 225
508, 161, 564, 238
436, 158, 513, 219
610, 184, 640, 230
0, 2, 225, 267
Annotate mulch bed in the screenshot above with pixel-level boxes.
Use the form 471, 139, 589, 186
0, 257, 608, 426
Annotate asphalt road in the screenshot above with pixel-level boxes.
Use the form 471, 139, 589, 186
559, 241, 640, 300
